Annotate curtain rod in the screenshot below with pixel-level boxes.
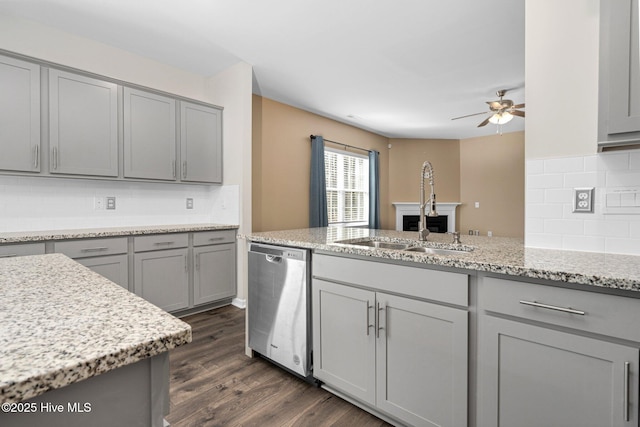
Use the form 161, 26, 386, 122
310, 134, 374, 154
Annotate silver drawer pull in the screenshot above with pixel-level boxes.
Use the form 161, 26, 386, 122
209, 237, 225, 241
80, 247, 109, 252
153, 241, 175, 246
519, 300, 586, 316
624, 361, 630, 421
0, 254, 17, 258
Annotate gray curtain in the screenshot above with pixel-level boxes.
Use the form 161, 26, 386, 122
309, 135, 328, 227
369, 150, 381, 229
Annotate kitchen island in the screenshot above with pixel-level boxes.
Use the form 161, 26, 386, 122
0, 254, 192, 427
244, 227, 640, 427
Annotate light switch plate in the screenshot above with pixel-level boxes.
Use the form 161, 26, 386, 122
106, 196, 116, 210
573, 188, 594, 213
186, 198, 194, 209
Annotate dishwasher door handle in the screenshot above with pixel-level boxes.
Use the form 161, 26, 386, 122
265, 254, 283, 263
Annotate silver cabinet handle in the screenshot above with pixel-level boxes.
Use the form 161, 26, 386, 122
366, 301, 374, 336
624, 361, 630, 422
519, 300, 586, 316
153, 241, 175, 246
172, 161, 176, 178
184, 255, 187, 272
376, 302, 385, 338
0, 254, 17, 258
183, 161, 187, 179
33, 145, 39, 168
52, 147, 58, 170
80, 247, 109, 253
195, 253, 200, 270
209, 237, 225, 242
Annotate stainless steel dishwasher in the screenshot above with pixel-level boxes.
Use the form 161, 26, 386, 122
248, 242, 312, 380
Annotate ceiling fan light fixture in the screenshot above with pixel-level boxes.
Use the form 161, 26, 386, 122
488, 111, 514, 125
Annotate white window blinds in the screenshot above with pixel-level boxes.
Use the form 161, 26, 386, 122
324, 148, 369, 225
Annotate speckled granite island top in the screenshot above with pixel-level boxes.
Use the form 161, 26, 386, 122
0, 223, 238, 244
242, 227, 640, 292
0, 254, 192, 404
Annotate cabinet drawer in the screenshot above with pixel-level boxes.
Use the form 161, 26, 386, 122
54, 237, 128, 258
193, 230, 236, 246
0, 243, 46, 258
134, 233, 188, 252
313, 253, 468, 307
480, 276, 640, 342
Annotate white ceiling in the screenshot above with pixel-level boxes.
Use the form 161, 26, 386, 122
0, 0, 525, 139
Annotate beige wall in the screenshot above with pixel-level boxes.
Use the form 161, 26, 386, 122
253, 96, 525, 237
252, 96, 390, 231
459, 131, 525, 237
388, 138, 461, 229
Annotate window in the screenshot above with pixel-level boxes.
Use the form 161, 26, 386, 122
324, 148, 369, 225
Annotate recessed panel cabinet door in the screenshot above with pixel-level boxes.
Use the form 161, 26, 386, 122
77, 254, 129, 291
376, 292, 468, 427
193, 243, 236, 305
312, 279, 376, 406
49, 69, 118, 177
124, 88, 177, 180
478, 315, 639, 427
134, 248, 189, 313
0, 55, 40, 173
180, 102, 222, 183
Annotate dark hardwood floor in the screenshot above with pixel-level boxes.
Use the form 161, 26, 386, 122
166, 305, 391, 427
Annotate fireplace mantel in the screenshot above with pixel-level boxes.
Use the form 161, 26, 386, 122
392, 202, 461, 232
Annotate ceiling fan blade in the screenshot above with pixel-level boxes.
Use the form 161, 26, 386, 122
451, 111, 488, 120
477, 117, 491, 127
512, 103, 525, 109
510, 110, 525, 118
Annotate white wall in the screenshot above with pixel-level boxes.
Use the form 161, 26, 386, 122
0, 15, 247, 232
525, 0, 640, 255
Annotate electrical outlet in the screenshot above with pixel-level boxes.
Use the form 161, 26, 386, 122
106, 196, 116, 210
186, 198, 194, 209
573, 188, 594, 213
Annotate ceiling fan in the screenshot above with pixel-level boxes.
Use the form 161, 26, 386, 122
451, 89, 525, 128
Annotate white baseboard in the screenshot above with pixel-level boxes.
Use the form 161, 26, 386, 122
232, 298, 246, 309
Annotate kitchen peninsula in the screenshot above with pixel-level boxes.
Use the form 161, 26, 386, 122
0, 254, 192, 427
244, 227, 640, 427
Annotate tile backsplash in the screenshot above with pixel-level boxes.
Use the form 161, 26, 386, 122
0, 176, 239, 232
526, 150, 640, 255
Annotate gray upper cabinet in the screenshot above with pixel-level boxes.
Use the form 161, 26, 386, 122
599, 0, 640, 149
180, 102, 222, 183
124, 87, 177, 180
49, 69, 118, 176
0, 55, 40, 173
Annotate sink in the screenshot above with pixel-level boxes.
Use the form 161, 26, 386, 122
404, 246, 470, 256
351, 241, 413, 250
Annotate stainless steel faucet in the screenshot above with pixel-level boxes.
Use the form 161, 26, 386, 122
419, 161, 438, 241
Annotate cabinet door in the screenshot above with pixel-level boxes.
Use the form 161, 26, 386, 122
0, 55, 40, 173
49, 69, 118, 177
124, 87, 177, 180
180, 102, 222, 183
77, 254, 129, 290
478, 315, 639, 427
312, 279, 376, 405
376, 293, 468, 427
193, 243, 236, 305
134, 248, 189, 313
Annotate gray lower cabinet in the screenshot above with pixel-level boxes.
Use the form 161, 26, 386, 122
0, 242, 45, 258
0, 54, 40, 173
124, 87, 177, 180
54, 237, 129, 289
49, 69, 118, 177
477, 275, 640, 427
180, 101, 222, 183
312, 256, 468, 427
134, 247, 189, 313
193, 243, 236, 306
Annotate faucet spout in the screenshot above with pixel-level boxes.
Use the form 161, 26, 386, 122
419, 161, 438, 241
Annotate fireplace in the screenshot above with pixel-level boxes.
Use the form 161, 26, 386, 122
402, 215, 448, 233
392, 202, 460, 233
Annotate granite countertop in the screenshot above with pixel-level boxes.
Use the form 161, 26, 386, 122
242, 227, 640, 292
0, 223, 239, 244
0, 254, 192, 404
